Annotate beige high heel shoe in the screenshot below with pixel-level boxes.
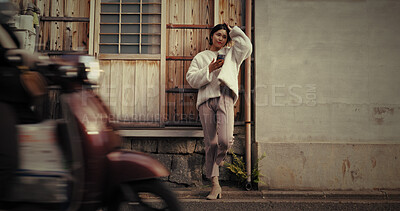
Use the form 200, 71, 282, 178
206, 176, 222, 200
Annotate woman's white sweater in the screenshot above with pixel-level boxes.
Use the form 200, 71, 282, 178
186, 26, 253, 110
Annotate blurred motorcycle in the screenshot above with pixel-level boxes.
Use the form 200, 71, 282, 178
0, 5, 181, 210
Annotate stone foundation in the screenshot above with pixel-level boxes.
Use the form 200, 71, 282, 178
121, 126, 245, 187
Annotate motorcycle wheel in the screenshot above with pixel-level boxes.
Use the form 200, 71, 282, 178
109, 179, 182, 211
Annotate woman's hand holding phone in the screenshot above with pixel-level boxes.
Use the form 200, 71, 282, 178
209, 57, 224, 73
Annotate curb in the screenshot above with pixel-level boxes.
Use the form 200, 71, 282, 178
172, 188, 400, 201
262, 190, 400, 200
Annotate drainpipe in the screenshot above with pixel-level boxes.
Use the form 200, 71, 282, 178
244, 0, 252, 190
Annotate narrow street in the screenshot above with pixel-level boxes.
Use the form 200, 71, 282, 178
139, 187, 400, 211
176, 188, 400, 211
179, 199, 400, 211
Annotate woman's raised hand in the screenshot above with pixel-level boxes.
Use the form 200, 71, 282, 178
208, 58, 224, 73
224, 22, 232, 31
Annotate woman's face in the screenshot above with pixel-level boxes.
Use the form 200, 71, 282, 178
211, 29, 228, 50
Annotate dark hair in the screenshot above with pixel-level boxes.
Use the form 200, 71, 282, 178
209, 23, 231, 46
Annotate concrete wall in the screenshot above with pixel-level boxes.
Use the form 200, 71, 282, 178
255, 0, 400, 190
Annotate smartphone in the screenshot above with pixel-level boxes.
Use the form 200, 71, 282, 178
217, 54, 225, 60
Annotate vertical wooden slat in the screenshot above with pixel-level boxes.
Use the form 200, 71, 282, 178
121, 60, 136, 121
38, 0, 51, 50
134, 61, 147, 121
181, 0, 194, 122
98, 60, 111, 107
214, 0, 219, 25
229, 0, 235, 26
166, 0, 171, 27
64, 0, 74, 51
109, 60, 123, 118
166, 59, 181, 121
165, 4, 171, 121
200, 0, 213, 51
165, 0, 173, 122
79, 0, 90, 51
174, 59, 184, 121
72, 0, 80, 51
89, 0, 96, 55
170, 0, 185, 24
36, 0, 45, 51
50, 0, 64, 51
183, 0, 194, 88
160, 0, 167, 125
235, 0, 243, 26
94, 0, 101, 56
147, 61, 160, 121
216, 0, 229, 24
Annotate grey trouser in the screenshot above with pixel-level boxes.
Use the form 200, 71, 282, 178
199, 86, 234, 179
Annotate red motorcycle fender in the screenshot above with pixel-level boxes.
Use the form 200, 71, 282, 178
106, 150, 170, 184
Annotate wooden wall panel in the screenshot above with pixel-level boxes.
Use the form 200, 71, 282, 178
166, 0, 246, 124
166, 0, 212, 124
166, 0, 185, 122
182, 0, 199, 123
98, 60, 160, 122
35, 0, 90, 52
215, 0, 242, 26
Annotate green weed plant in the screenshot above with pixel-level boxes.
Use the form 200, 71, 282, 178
225, 151, 266, 185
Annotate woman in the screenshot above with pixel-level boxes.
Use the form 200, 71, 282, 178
186, 23, 252, 200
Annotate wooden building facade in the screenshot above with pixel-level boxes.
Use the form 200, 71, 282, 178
23, 0, 247, 127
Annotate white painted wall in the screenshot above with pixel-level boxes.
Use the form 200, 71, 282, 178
254, 0, 400, 190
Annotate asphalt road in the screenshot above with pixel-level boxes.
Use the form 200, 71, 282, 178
179, 198, 400, 211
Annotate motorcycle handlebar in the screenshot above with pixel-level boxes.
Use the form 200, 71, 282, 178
6, 50, 99, 90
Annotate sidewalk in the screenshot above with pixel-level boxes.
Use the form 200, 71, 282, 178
172, 187, 400, 211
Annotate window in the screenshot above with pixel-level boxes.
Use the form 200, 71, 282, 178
100, 0, 161, 54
